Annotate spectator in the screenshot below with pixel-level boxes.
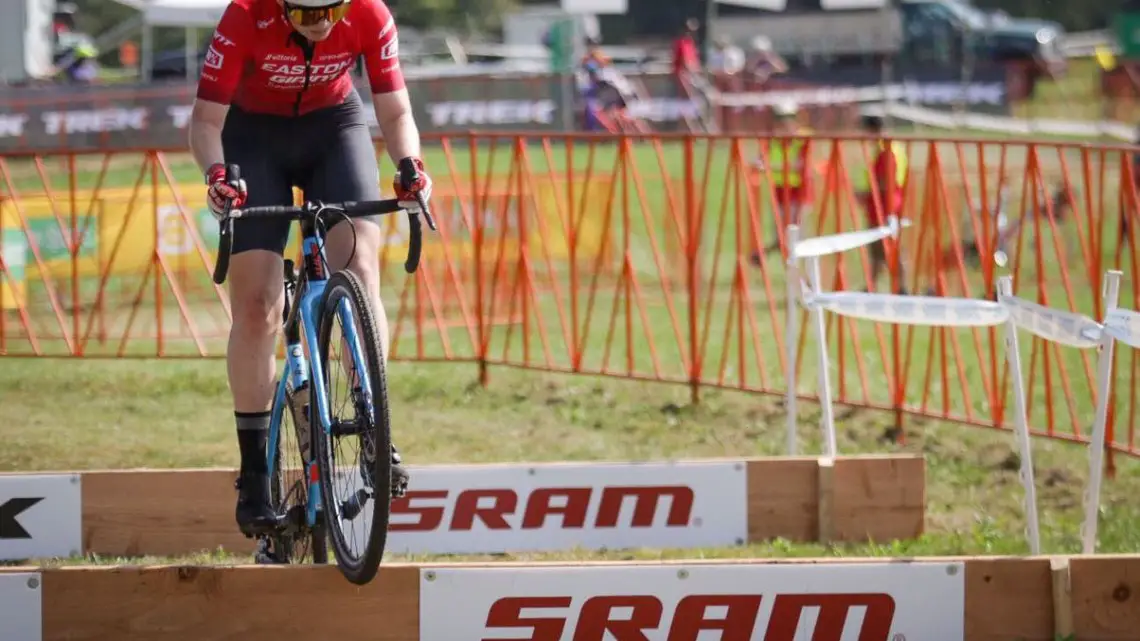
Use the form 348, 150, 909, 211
709, 36, 745, 119
856, 113, 910, 294
709, 36, 745, 77
578, 37, 637, 132
744, 36, 787, 87
580, 36, 611, 72
56, 41, 99, 84
751, 101, 812, 263
119, 42, 139, 70
671, 18, 701, 98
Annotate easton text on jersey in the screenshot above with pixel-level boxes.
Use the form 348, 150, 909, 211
263, 60, 356, 87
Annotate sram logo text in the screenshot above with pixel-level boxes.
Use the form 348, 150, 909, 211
390, 485, 693, 532
484, 593, 896, 641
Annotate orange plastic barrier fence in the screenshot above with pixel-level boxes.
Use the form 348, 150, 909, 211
2, 133, 1139, 468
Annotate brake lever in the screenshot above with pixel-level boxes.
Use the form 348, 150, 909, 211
415, 192, 437, 231
212, 164, 242, 285
397, 157, 436, 231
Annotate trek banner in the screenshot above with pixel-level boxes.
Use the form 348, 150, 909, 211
0, 66, 1009, 153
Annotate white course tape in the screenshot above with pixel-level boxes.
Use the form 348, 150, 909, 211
803, 291, 1009, 328
998, 294, 1103, 348
868, 103, 1136, 141
1102, 307, 1140, 350
793, 217, 909, 259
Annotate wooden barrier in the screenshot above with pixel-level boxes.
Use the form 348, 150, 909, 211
4, 565, 419, 641
60, 454, 924, 558
1, 555, 1138, 641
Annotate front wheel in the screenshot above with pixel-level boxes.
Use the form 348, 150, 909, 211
314, 269, 392, 586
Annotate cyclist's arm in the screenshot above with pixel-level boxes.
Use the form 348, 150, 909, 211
188, 4, 253, 175
189, 101, 229, 175
361, 0, 421, 163
371, 89, 420, 162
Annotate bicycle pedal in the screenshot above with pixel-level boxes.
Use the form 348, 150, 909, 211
254, 549, 289, 565
391, 460, 410, 499
340, 488, 374, 521
391, 475, 409, 499
253, 538, 277, 564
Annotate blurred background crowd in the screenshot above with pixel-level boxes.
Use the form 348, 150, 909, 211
4, 0, 1140, 139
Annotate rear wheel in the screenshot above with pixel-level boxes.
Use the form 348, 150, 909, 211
314, 269, 392, 586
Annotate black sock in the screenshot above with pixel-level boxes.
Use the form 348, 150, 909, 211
235, 411, 271, 476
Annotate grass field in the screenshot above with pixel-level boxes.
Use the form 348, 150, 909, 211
2, 131, 1140, 568
3, 356, 1140, 568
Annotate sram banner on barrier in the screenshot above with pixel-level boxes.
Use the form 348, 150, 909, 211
0, 572, 42, 641
419, 562, 965, 641
0, 474, 81, 561
383, 461, 747, 555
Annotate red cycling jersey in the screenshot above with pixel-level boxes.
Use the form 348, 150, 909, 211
196, 0, 404, 117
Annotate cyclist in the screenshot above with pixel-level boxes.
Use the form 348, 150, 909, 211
188, 0, 431, 537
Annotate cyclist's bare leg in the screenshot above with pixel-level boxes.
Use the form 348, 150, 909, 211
324, 218, 385, 393
227, 249, 285, 534
323, 218, 409, 497
324, 218, 389, 367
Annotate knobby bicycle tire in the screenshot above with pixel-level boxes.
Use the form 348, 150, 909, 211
269, 397, 329, 565
314, 269, 392, 585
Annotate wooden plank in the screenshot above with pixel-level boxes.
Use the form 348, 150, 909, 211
415, 554, 993, 568
832, 454, 925, 542
816, 457, 835, 542
81, 469, 248, 557
0, 566, 39, 573
41, 564, 420, 641
1070, 555, 1140, 640
1051, 557, 1073, 637
964, 557, 1053, 641
23, 554, 1140, 641
745, 457, 818, 541
75, 455, 924, 557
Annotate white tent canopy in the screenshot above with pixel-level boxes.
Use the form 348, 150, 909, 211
111, 0, 229, 28
109, 0, 230, 80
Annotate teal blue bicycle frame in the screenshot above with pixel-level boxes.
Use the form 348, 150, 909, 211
265, 223, 375, 528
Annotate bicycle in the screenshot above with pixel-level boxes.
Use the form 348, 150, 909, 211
210, 163, 436, 586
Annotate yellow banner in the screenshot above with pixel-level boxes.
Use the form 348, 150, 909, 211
0, 176, 609, 302
375, 178, 610, 264
0, 225, 26, 310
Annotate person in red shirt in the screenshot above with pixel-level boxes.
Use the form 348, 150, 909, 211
188, 0, 431, 537
856, 114, 909, 294
671, 18, 700, 97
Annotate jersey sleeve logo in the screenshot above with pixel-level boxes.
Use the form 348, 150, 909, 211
204, 45, 225, 70
380, 35, 399, 60
212, 31, 236, 47
378, 16, 395, 38
377, 16, 398, 59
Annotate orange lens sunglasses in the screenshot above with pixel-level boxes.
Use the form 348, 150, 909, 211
285, 1, 350, 26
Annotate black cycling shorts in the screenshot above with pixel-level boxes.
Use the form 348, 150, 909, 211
221, 90, 382, 255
